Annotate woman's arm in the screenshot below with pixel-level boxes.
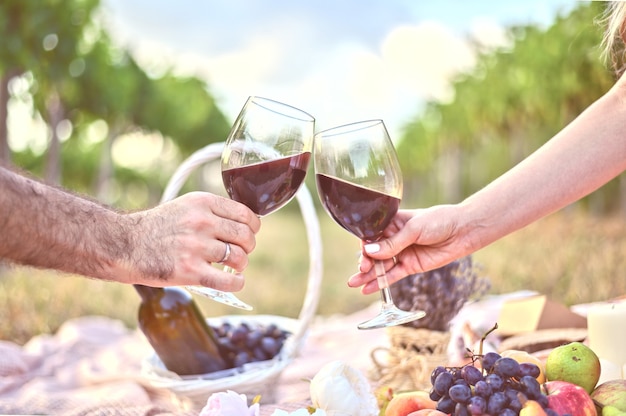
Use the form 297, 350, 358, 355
349, 73, 626, 294
461, 75, 626, 249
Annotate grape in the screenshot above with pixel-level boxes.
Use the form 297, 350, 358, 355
230, 325, 249, 344
425, 356, 549, 416
429, 387, 442, 401
431, 366, 446, 384
252, 346, 267, 361
546, 408, 559, 416
486, 373, 504, 391
213, 322, 231, 337
536, 394, 549, 409
518, 362, 541, 379
245, 330, 263, 349
437, 396, 456, 414
264, 323, 281, 337
217, 337, 237, 352
260, 336, 280, 356
508, 397, 522, 413
233, 351, 250, 367
504, 388, 519, 403
451, 367, 463, 381
434, 371, 454, 395
461, 364, 484, 385
449, 384, 472, 404
499, 408, 517, 416
493, 357, 521, 379
211, 321, 290, 368
482, 352, 501, 372
474, 380, 492, 398
505, 390, 522, 413
519, 375, 542, 399
487, 392, 507, 415
467, 396, 487, 415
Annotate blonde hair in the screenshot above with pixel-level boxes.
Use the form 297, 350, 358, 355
601, 1, 626, 74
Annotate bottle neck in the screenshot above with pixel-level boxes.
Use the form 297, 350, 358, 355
133, 284, 164, 301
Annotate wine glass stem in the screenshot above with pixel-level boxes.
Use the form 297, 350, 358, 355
374, 260, 395, 307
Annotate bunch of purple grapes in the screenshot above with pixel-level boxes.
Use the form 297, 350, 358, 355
211, 321, 290, 369
429, 352, 557, 416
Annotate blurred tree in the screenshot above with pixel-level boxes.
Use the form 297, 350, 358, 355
398, 2, 619, 213
0, 0, 230, 206
136, 74, 231, 157
66, 35, 154, 200
0, 0, 99, 182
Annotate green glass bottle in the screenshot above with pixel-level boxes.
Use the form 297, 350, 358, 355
134, 284, 228, 375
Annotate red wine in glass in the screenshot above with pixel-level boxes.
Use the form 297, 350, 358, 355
223, 152, 310, 217
315, 173, 399, 241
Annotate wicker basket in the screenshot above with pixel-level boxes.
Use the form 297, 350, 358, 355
140, 142, 323, 407
371, 326, 450, 392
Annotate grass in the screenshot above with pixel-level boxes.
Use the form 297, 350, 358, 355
1, 207, 625, 345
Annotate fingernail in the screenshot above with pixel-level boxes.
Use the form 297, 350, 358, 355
347, 273, 358, 287
364, 243, 380, 254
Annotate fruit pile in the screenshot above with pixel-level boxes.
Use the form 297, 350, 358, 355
380, 341, 626, 416
210, 321, 290, 369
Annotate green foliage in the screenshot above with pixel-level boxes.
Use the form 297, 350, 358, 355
0, 0, 98, 74
1, 0, 230, 202
398, 2, 618, 211
135, 74, 231, 156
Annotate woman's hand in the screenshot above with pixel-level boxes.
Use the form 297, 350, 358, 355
348, 205, 473, 295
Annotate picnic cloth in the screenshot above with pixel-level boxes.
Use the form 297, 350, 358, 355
0, 303, 393, 416
0, 291, 603, 416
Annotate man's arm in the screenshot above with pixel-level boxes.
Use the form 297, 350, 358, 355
0, 166, 132, 279
0, 166, 261, 290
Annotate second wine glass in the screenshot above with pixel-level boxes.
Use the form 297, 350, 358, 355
313, 119, 425, 329
186, 96, 315, 310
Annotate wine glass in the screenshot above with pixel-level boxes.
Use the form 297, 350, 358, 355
313, 119, 425, 329
186, 96, 315, 310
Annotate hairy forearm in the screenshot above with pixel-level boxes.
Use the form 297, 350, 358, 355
1, 165, 262, 290
0, 166, 134, 280
460, 79, 626, 250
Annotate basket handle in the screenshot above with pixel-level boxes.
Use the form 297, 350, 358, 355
159, 142, 323, 359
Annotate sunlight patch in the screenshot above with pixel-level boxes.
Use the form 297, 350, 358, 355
112, 131, 169, 171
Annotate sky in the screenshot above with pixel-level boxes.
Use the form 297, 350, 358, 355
99, 0, 581, 140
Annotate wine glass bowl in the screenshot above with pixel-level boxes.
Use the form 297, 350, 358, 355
313, 119, 425, 329
187, 96, 315, 310
222, 97, 314, 217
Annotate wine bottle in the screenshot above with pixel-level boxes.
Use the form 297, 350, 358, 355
134, 284, 228, 375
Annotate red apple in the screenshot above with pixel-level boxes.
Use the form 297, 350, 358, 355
545, 380, 598, 416
408, 410, 449, 416
591, 379, 626, 413
384, 390, 437, 416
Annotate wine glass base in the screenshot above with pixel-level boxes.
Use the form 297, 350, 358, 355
357, 308, 425, 330
185, 286, 253, 311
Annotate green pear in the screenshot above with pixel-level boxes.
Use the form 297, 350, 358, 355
545, 342, 601, 394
